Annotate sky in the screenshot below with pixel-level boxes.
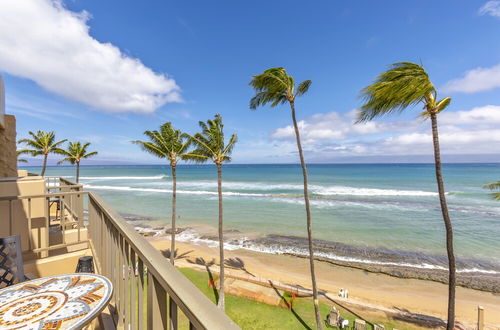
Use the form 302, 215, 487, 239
1, 0, 500, 164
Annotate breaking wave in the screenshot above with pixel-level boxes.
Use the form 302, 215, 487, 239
85, 181, 439, 197
80, 175, 167, 180
175, 229, 500, 275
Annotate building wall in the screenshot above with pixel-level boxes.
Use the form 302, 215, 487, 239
0, 176, 47, 252
0, 114, 17, 177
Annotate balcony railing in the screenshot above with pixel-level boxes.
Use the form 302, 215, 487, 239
0, 178, 240, 330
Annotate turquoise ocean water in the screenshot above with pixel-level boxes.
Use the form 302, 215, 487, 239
25, 163, 500, 273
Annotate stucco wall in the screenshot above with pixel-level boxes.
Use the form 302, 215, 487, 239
0, 176, 47, 252
0, 114, 17, 177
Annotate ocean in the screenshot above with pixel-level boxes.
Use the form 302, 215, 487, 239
25, 163, 500, 277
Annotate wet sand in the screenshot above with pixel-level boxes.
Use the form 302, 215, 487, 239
147, 235, 500, 328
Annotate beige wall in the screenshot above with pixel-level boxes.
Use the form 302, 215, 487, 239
24, 249, 92, 277
0, 114, 17, 177
0, 176, 47, 252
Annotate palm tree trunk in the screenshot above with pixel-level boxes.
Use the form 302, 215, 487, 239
76, 162, 80, 183
217, 163, 225, 310
290, 101, 323, 330
41, 153, 48, 176
430, 113, 455, 330
170, 164, 177, 265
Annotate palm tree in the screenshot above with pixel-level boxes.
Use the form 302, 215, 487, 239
58, 142, 98, 183
484, 181, 500, 200
249, 67, 323, 329
132, 123, 191, 265
357, 62, 456, 329
18, 131, 67, 176
185, 114, 237, 310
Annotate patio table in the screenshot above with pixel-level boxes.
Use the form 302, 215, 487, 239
0, 273, 113, 329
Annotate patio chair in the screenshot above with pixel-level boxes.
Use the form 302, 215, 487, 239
354, 319, 367, 330
0, 235, 34, 287
326, 306, 340, 327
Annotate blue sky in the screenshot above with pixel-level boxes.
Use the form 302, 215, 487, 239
2, 0, 500, 164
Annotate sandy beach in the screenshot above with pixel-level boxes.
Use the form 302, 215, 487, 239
147, 235, 500, 329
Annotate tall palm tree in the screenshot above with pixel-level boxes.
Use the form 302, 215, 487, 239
18, 131, 67, 176
185, 114, 237, 310
249, 67, 323, 329
58, 142, 98, 183
484, 181, 500, 200
357, 62, 456, 329
132, 123, 191, 265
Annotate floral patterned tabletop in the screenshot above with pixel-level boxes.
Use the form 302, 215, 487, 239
0, 273, 113, 329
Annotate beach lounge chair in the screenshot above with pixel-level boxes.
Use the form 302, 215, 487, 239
354, 319, 367, 330
374, 324, 385, 330
0, 235, 34, 287
326, 306, 340, 326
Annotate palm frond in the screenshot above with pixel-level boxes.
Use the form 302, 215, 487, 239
484, 181, 500, 201
183, 150, 210, 163
83, 151, 98, 158
222, 134, 238, 155
17, 149, 39, 156
296, 80, 312, 97
436, 97, 451, 113
132, 140, 167, 158
484, 181, 500, 190
357, 62, 436, 123
58, 157, 75, 165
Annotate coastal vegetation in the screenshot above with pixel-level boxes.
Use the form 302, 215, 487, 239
17, 130, 67, 176
132, 122, 192, 264
249, 67, 322, 329
57, 141, 98, 183
484, 181, 500, 200
185, 114, 238, 310
357, 62, 456, 330
179, 267, 424, 330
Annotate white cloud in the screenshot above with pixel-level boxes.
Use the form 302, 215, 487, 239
443, 63, 500, 93
271, 110, 396, 144
0, 0, 180, 113
479, 1, 500, 18
439, 105, 500, 124
268, 106, 500, 161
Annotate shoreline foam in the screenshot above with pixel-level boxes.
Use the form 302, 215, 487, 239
120, 213, 500, 292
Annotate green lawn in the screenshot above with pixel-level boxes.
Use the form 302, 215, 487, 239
179, 267, 367, 330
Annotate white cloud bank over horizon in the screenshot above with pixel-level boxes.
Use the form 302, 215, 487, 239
0, 0, 180, 113
479, 1, 500, 18
264, 105, 500, 162
443, 63, 500, 94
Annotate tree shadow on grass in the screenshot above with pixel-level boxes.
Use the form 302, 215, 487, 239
268, 280, 312, 330
224, 257, 255, 277
187, 257, 219, 304
391, 307, 446, 328
161, 249, 193, 261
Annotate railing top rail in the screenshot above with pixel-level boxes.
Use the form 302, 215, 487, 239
0, 191, 88, 201
88, 192, 240, 330
59, 177, 78, 186
47, 184, 83, 190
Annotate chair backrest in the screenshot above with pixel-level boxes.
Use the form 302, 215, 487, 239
327, 309, 340, 326
0, 235, 26, 287
354, 319, 367, 330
